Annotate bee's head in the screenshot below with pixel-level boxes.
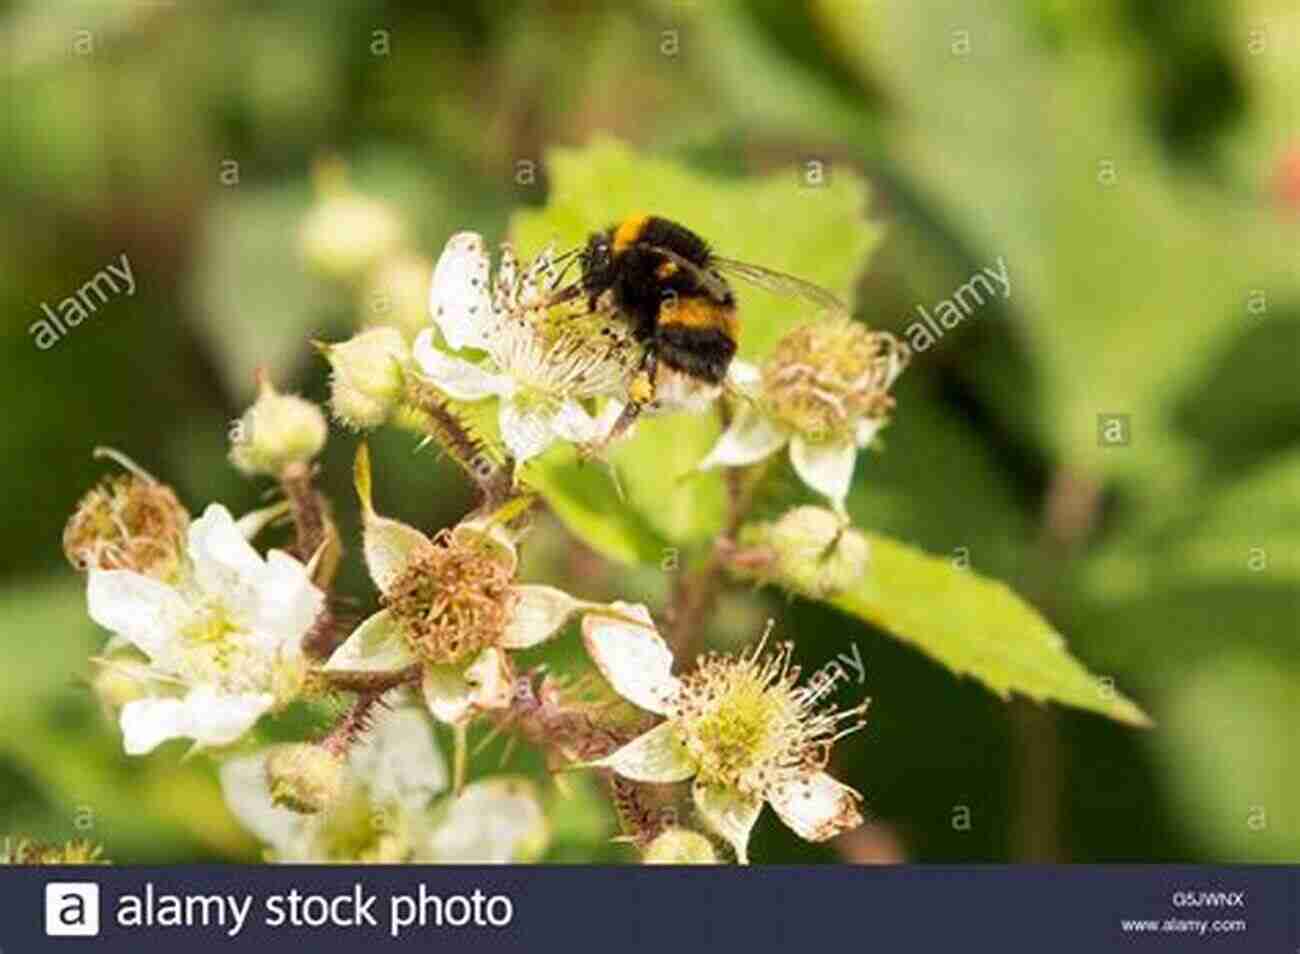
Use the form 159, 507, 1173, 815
579, 228, 616, 293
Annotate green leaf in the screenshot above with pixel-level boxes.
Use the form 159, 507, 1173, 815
511, 137, 883, 564
832, 533, 1151, 726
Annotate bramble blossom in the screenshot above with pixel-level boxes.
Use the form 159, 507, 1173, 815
86, 504, 324, 754
583, 609, 867, 863
413, 232, 632, 465
221, 704, 546, 862
699, 319, 908, 512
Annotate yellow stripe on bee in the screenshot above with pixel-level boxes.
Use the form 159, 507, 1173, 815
613, 214, 651, 253
659, 295, 739, 337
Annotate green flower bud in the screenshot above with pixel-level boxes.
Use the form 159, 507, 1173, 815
229, 374, 328, 477
319, 327, 409, 430
298, 179, 404, 284
265, 744, 345, 814
735, 506, 870, 599
643, 828, 718, 864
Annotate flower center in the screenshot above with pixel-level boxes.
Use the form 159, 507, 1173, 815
674, 638, 869, 796
383, 528, 515, 666
761, 321, 905, 441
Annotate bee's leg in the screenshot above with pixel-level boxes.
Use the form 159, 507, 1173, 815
580, 349, 655, 461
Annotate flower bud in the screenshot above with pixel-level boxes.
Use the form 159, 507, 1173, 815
761, 319, 907, 443
319, 327, 409, 430
64, 469, 189, 580
229, 373, 328, 477
643, 828, 718, 864
265, 744, 345, 814
299, 159, 404, 283
364, 254, 433, 342
735, 506, 870, 599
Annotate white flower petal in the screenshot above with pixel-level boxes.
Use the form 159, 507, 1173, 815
592, 721, 695, 783
413, 330, 510, 401
348, 706, 447, 807
87, 569, 189, 661
324, 609, 416, 672
354, 445, 430, 592
769, 772, 864, 843
219, 753, 303, 852
593, 398, 628, 439
464, 647, 512, 712
789, 434, 857, 512
549, 400, 599, 443
425, 777, 547, 863
499, 400, 556, 465
188, 504, 265, 608
855, 416, 885, 449
251, 550, 324, 650
428, 231, 492, 351
693, 779, 763, 865
727, 359, 761, 391
120, 688, 273, 754
421, 663, 474, 725
501, 584, 581, 648
696, 404, 788, 471
234, 501, 291, 541
581, 603, 680, 716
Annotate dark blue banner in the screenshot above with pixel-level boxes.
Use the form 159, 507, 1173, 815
8, 865, 1294, 952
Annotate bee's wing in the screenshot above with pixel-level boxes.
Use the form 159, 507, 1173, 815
711, 257, 849, 315
641, 245, 734, 301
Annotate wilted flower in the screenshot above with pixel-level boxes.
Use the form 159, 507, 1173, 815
699, 320, 908, 512
86, 504, 324, 754
584, 612, 867, 863
229, 373, 328, 478
325, 445, 623, 724
413, 232, 632, 466
221, 704, 546, 862
64, 455, 189, 580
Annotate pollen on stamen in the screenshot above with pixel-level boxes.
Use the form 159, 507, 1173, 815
672, 626, 869, 797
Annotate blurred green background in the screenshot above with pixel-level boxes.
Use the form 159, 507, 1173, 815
1, 0, 1296, 863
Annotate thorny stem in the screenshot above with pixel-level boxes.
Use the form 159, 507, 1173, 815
321, 691, 388, 757
319, 664, 422, 694
280, 460, 341, 588
403, 378, 515, 509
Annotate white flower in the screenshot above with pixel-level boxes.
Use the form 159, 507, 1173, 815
220, 703, 547, 862
582, 610, 867, 864
698, 322, 908, 513
324, 445, 616, 725
413, 232, 633, 466
86, 504, 324, 755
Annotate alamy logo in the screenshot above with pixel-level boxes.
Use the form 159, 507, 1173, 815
45, 882, 101, 937
29, 253, 136, 351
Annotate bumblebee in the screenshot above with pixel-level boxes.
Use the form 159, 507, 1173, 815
549, 213, 846, 433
